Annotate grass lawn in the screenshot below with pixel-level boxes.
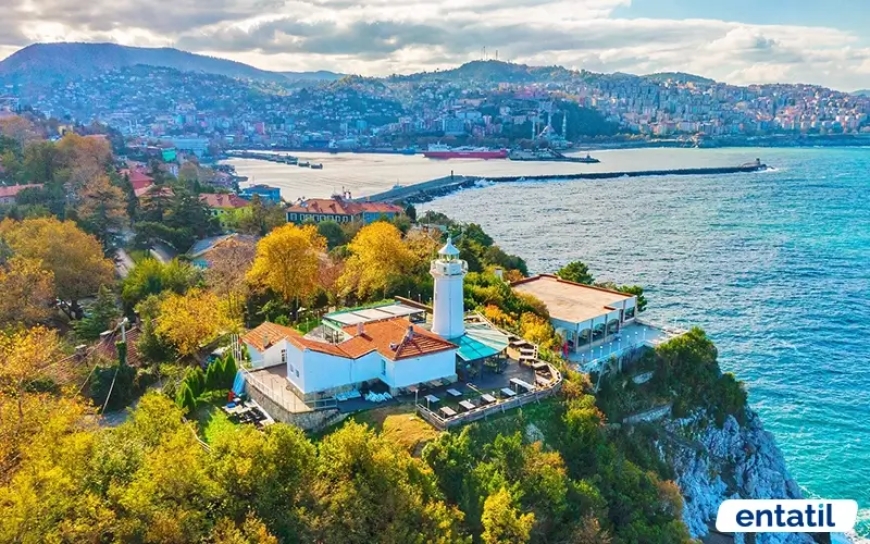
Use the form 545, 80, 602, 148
351, 405, 441, 456
194, 402, 239, 444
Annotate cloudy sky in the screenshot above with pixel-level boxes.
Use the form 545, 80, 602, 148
4, 0, 870, 90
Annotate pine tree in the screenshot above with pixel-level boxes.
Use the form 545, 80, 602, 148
175, 382, 197, 413
185, 366, 206, 398
73, 285, 121, 340
222, 354, 238, 390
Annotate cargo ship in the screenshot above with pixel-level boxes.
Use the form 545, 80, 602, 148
423, 144, 508, 160
508, 149, 600, 163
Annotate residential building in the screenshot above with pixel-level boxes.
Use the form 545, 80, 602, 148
199, 193, 250, 226
285, 195, 403, 225
0, 184, 44, 204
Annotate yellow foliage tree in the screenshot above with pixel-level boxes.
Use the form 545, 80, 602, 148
154, 289, 238, 358
339, 221, 413, 300
247, 224, 326, 314
0, 217, 114, 319
519, 312, 558, 351
483, 304, 515, 329
481, 487, 535, 544
0, 326, 86, 480
0, 256, 54, 326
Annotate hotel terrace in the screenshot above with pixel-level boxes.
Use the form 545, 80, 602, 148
511, 274, 675, 371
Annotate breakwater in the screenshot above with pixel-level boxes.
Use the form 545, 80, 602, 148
360, 162, 768, 203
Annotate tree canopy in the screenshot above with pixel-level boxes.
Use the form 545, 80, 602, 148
0, 217, 114, 318
247, 224, 326, 313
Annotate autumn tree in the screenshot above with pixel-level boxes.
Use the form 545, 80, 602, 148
205, 237, 256, 320
0, 256, 54, 326
311, 422, 467, 544
56, 133, 113, 190
154, 288, 238, 358
0, 115, 39, 149
0, 326, 85, 480
480, 487, 534, 544
76, 174, 128, 246
247, 224, 326, 319
0, 217, 114, 319
339, 221, 413, 300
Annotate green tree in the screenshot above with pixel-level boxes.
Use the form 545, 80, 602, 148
121, 258, 200, 310
176, 382, 198, 413
74, 285, 121, 340
316, 220, 348, 250
557, 261, 594, 285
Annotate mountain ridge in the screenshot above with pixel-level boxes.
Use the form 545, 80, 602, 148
0, 42, 342, 86
0, 42, 721, 89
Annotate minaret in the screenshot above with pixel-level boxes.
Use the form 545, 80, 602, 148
430, 237, 467, 339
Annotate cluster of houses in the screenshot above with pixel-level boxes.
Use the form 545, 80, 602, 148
121, 159, 403, 231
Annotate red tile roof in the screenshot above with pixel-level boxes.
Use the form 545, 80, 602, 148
341, 319, 456, 361
94, 326, 143, 367
285, 197, 402, 217
199, 193, 250, 209
0, 184, 43, 199
242, 318, 455, 361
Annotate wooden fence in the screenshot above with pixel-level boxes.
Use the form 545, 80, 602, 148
416, 364, 563, 431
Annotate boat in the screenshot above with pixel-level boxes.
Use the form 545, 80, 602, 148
298, 161, 310, 167
399, 147, 417, 155
309, 163, 323, 169
283, 155, 298, 164
508, 148, 600, 163
422, 144, 508, 160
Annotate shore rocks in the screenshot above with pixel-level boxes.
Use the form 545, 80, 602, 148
660, 409, 852, 544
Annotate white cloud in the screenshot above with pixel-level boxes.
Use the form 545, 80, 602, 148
3, 0, 870, 90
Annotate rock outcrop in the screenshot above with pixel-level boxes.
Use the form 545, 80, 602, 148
659, 408, 853, 544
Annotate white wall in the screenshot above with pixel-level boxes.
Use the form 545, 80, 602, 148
385, 349, 457, 390
245, 340, 289, 369
298, 350, 382, 394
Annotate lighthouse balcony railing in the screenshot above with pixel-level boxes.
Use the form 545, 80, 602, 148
430, 261, 468, 275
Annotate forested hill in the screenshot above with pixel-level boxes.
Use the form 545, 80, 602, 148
0, 43, 338, 86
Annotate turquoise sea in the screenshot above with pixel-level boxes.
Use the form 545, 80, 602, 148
230, 147, 870, 537
419, 148, 870, 537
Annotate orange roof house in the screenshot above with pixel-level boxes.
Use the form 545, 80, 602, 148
241, 316, 457, 400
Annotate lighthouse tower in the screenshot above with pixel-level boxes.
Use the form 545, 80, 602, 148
430, 237, 467, 339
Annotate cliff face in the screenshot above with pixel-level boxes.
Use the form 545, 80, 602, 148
659, 408, 852, 544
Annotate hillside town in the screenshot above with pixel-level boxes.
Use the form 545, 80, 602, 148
3, 60, 870, 155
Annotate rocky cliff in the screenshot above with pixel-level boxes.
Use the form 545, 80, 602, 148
659, 408, 853, 544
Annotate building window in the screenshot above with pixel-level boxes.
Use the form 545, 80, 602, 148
289, 213, 297, 220
381, 359, 386, 376
281, 349, 287, 364
295, 369, 300, 377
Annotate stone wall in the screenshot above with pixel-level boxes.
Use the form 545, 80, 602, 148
247, 378, 340, 431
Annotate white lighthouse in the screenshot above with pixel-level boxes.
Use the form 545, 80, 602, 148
431, 237, 467, 339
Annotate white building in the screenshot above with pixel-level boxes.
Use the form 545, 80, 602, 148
512, 274, 637, 353
241, 239, 473, 401
242, 318, 457, 401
